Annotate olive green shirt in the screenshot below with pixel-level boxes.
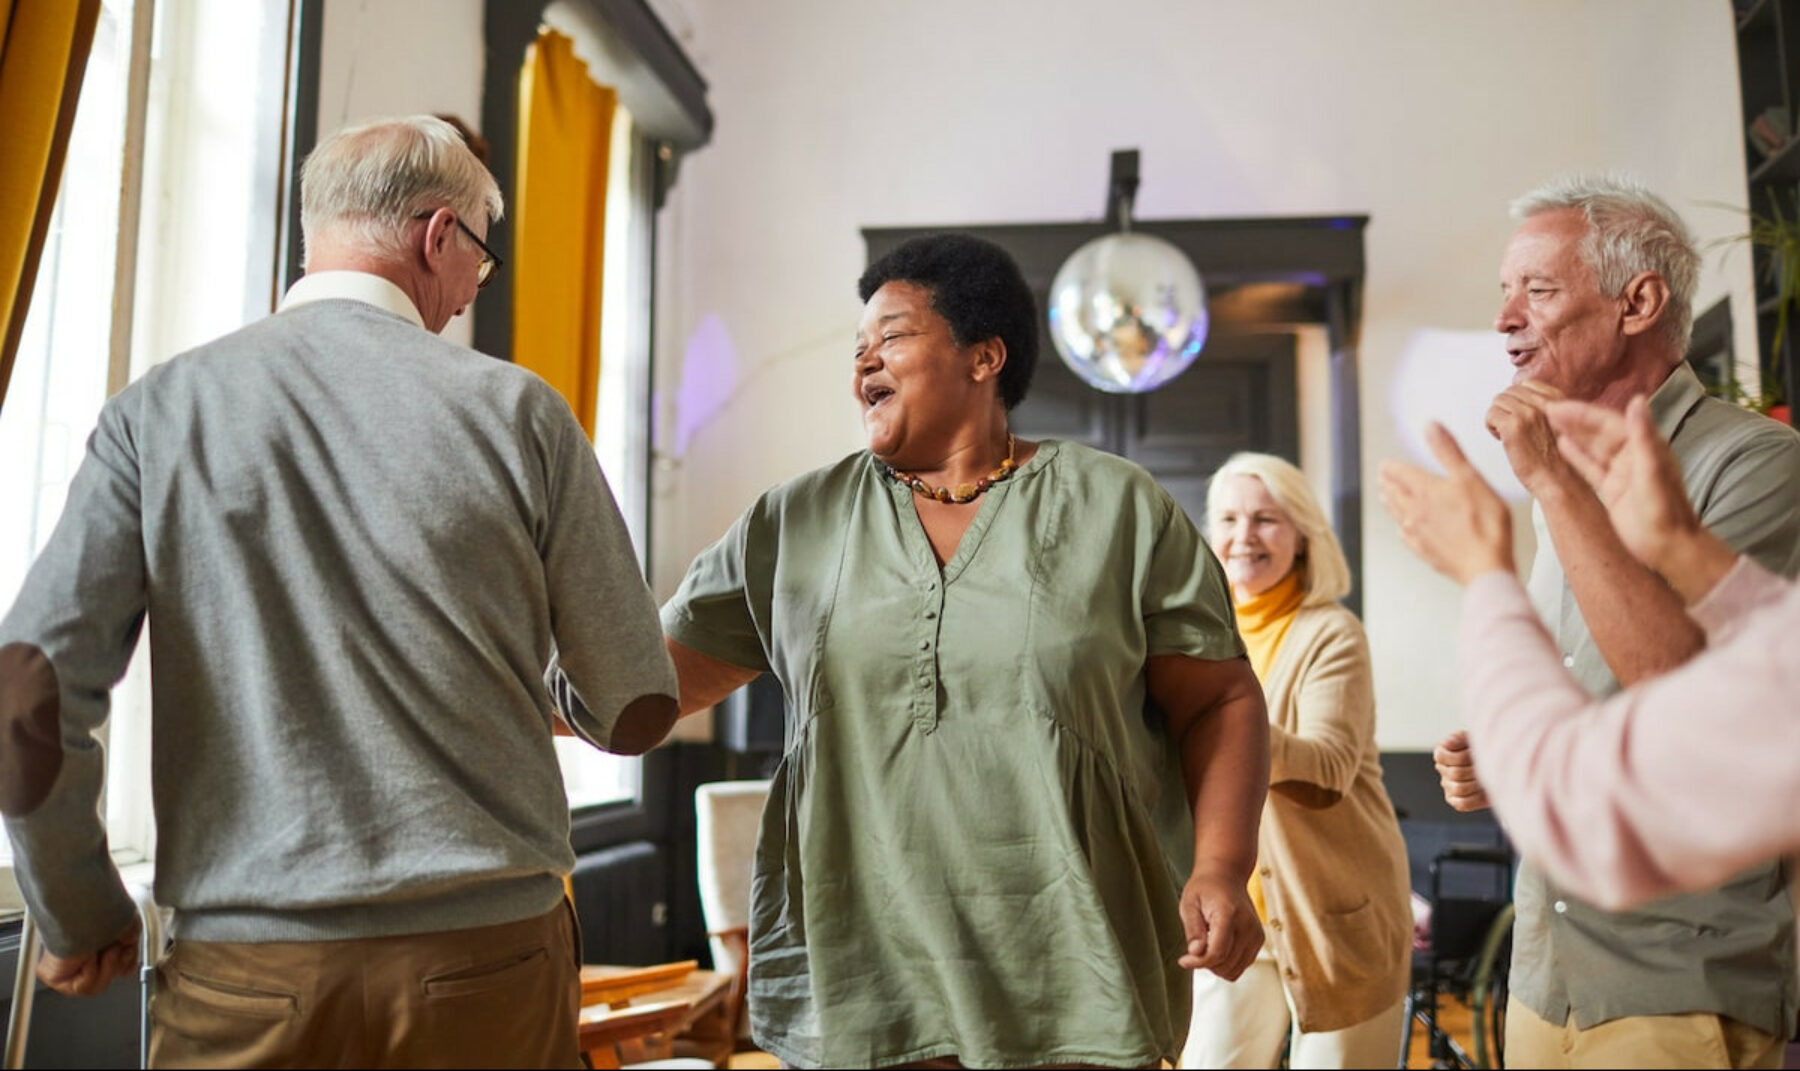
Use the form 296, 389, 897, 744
1514, 362, 1800, 1037
663, 440, 1243, 1069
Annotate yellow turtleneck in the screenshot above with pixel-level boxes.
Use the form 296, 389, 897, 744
1234, 568, 1305, 925
1235, 568, 1306, 681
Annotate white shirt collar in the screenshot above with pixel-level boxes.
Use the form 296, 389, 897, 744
277, 271, 427, 331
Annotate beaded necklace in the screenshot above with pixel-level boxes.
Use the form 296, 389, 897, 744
884, 435, 1017, 504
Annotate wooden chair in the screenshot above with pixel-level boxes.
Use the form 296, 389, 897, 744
693, 780, 773, 1061
577, 960, 728, 1069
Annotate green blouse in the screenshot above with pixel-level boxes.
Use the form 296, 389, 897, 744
662, 440, 1243, 1069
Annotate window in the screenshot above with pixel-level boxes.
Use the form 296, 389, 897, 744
0, 0, 135, 876
0, 0, 291, 886
1, 2, 674, 889
491, 0, 714, 828
557, 102, 660, 811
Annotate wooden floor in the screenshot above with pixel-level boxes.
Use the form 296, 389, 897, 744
1405, 994, 1481, 1069
723, 1002, 1481, 1071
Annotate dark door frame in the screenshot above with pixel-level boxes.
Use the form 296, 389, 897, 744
863, 216, 1368, 614
475, 0, 713, 363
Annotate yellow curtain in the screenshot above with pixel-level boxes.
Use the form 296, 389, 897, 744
514, 29, 615, 440
0, 0, 100, 410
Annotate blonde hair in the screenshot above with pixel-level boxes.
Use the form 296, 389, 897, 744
300, 115, 504, 267
1205, 452, 1351, 607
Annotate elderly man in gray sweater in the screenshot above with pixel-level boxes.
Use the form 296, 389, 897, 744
0, 115, 677, 1068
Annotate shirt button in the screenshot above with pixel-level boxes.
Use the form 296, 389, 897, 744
919, 640, 930, 651
1284, 967, 1297, 979
1269, 918, 1282, 931
1259, 867, 1272, 878
924, 610, 937, 619
1553, 900, 1568, 914
1561, 654, 1575, 668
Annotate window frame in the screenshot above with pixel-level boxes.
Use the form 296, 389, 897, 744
0, 0, 296, 897
453, 0, 711, 841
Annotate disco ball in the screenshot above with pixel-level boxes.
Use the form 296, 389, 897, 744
1047, 231, 1209, 393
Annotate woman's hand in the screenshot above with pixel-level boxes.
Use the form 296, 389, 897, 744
1544, 396, 1699, 575
1178, 868, 1263, 980
1148, 655, 1268, 981
1379, 423, 1514, 585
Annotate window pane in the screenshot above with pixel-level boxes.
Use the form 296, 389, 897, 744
556, 736, 642, 809
0, 0, 134, 870
560, 105, 656, 812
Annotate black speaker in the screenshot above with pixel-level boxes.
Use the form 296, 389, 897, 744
713, 674, 786, 754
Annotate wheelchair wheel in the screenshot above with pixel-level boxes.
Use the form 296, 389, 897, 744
1467, 901, 1514, 1070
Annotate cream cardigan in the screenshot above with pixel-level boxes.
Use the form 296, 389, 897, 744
1252, 601, 1413, 1032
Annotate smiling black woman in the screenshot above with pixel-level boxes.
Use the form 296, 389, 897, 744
654, 232, 1271, 1069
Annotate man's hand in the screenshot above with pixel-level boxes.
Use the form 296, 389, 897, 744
37, 921, 140, 998
1178, 868, 1263, 981
1432, 730, 1491, 813
1545, 395, 1700, 575
1379, 423, 1514, 585
1487, 381, 1573, 493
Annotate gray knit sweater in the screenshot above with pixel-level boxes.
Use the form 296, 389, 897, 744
0, 298, 676, 953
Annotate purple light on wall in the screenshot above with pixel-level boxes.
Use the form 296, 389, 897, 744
673, 313, 740, 456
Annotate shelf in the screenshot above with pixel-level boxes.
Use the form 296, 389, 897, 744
1749, 135, 1800, 185
1736, 1, 1800, 418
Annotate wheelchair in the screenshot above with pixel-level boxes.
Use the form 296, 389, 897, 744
1398, 841, 1515, 1069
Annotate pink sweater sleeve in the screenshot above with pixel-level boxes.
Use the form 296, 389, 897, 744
1688, 556, 1788, 644
1460, 567, 1800, 910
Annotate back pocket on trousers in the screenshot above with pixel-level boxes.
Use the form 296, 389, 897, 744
422, 947, 550, 1000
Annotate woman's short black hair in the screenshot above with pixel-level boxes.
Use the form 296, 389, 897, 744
858, 233, 1038, 410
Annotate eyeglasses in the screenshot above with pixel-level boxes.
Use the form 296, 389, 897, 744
413, 210, 503, 288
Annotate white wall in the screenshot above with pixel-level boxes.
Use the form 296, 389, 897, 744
303, 1, 1753, 750
647, 0, 1754, 749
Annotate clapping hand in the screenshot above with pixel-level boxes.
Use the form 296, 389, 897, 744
1378, 423, 1514, 586
1544, 395, 1698, 574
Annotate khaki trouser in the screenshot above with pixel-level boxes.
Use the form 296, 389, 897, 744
834, 1060, 1159, 1069
1505, 999, 1783, 1070
1181, 956, 1406, 1069
148, 901, 583, 1069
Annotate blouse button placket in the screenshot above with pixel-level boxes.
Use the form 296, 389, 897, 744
914, 582, 944, 732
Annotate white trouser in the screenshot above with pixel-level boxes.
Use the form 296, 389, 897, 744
1181, 955, 1406, 1070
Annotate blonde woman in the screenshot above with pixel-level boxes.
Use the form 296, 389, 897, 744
1181, 453, 1412, 1070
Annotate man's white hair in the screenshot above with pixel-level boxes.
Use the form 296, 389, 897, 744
1510, 174, 1699, 352
300, 115, 504, 267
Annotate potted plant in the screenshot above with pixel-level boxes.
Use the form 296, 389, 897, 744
1722, 190, 1798, 422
